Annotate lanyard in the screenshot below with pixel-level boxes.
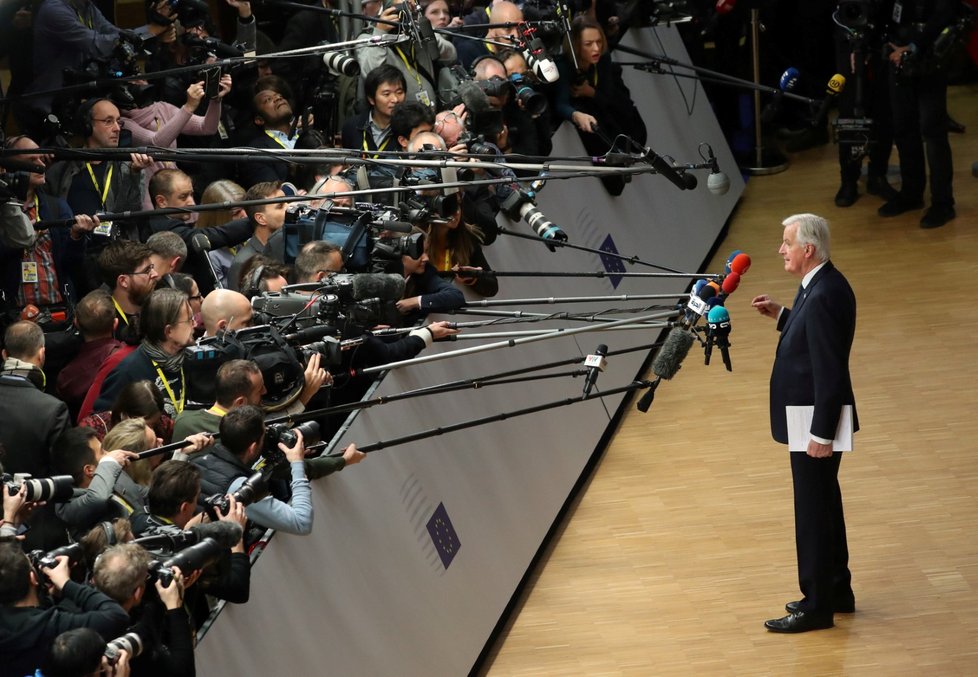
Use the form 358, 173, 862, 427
111, 296, 129, 326
207, 404, 228, 417
363, 127, 390, 156
394, 45, 423, 89
152, 360, 186, 415
85, 162, 113, 208
264, 130, 288, 148
76, 9, 93, 28
25, 195, 39, 223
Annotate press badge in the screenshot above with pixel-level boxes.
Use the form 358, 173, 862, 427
94, 221, 113, 237
416, 90, 432, 107
21, 261, 38, 284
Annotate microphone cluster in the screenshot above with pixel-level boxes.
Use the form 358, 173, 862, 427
648, 249, 751, 384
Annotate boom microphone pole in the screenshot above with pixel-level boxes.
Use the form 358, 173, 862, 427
265, 341, 663, 428
310, 379, 656, 456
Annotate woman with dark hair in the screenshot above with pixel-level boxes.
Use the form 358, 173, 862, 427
169, 272, 204, 337
79, 380, 175, 444
424, 199, 498, 298
552, 16, 646, 195
93, 288, 195, 419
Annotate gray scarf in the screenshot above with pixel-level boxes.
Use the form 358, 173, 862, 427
140, 340, 185, 373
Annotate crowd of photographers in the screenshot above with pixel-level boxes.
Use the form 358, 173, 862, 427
0, 0, 646, 673
1, 0, 974, 673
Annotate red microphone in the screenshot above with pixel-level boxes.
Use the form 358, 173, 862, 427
729, 253, 752, 275
721, 272, 741, 295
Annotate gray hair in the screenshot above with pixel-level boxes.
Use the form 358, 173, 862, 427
782, 213, 830, 262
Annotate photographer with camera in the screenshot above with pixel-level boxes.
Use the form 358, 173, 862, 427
1, 480, 46, 541
392, 227, 465, 321
92, 543, 195, 677
193, 405, 319, 535
0, 321, 73, 550
470, 54, 550, 158
139, 460, 251, 628
1, 135, 100, 332
355, 0, 458, 109
0, 540, 129, 676
46, 626, 133, 677
879, 0, 960, 229
453, 0, 523, 69
53, 426, 141, 538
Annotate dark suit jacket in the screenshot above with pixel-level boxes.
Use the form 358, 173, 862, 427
237, 130, 291, 189
769, 261, 858, 444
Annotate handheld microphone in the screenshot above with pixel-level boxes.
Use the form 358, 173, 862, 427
720, 271, 740, 295
322, 50, 360, 77
760, 67, 800, 125
704, 144, 730, 196
635, 376, 660, 413
518, 23, 559, 83
582, 344, 608, 397
811, 73, 846, 128
706, 305, 732, 371
191, 232, 224, 290
728, 252, 751, 275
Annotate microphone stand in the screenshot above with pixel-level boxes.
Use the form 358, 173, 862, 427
264, 341, 662, 428
356, 310, 672, 375
307, 379, 656, 456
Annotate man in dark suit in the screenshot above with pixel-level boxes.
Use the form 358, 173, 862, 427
751, 213, 858, 633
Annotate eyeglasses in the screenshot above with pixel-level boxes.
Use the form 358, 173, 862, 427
92, 117, 122, 128
130, 264, 156, 276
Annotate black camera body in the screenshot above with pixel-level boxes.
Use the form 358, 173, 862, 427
0, 171, 31, 202
265, 420, 321, 454
203, 470, 270, 520
148, 537, 225, 586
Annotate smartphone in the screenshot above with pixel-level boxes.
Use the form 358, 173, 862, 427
203, 67, 221, 100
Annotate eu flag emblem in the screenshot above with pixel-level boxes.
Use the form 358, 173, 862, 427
598, 234, 626, 289
427, 502, 461, 569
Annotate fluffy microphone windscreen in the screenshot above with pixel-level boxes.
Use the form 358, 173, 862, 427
651, 327, 695, 380
187, 520, 244, 548
351, 273, 406, 302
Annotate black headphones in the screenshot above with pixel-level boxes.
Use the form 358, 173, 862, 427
98, 520, 118, 547
245, 264, 266, 299
77, 98, 110, 138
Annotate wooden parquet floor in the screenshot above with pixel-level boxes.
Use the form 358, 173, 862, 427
484, 83, 978, 676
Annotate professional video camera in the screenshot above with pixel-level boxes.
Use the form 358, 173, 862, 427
835, 0, 878, 31
520, 0, 580, 49
3, 473, 74, 502
185, 325, 310, 409
104, 631, 144, 665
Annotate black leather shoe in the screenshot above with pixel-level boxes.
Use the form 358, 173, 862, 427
866, 175, 898, 202
878, 195, 924, 217
764, 611, 834, 633
920, 205, 955, 229
785, 600, 855, 614
834, 182, 859, 207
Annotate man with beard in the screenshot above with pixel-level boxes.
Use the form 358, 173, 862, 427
97, 240, 161, 344
237, 78, 300, 188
